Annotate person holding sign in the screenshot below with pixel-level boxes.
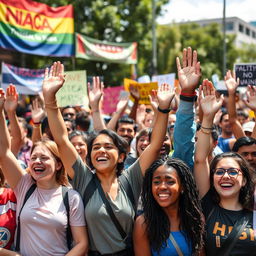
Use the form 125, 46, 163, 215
43, 61, 175, 255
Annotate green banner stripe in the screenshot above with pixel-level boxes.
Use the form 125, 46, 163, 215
0, 22, 73, 44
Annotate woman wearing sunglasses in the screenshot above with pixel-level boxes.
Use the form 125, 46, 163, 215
194, 80, 256, 255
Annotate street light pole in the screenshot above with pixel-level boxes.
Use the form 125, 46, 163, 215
152, 0, 157, 75
223, 0, 226, 76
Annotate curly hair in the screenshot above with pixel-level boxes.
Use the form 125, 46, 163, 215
142, 157, 204, 254
86, 129, 128, 176
209, 152, 255, 210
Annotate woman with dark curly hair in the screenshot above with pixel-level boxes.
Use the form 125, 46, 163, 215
195, 80, 256, 255
133, 157, 205, 255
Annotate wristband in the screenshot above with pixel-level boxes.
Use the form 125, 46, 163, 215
180, 91, 197, 97
157, 106, 171, 114
200, 128, 211, 135
201, 126, 213, 130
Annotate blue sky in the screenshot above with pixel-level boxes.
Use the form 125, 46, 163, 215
158, 0, 255, 24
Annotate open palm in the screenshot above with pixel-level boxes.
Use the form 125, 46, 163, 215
4, 84, 18, 112
42, 62, 65, 100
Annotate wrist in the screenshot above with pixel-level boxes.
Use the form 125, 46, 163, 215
157, 106, 171, 114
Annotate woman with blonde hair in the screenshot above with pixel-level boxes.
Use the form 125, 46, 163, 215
0, 88, 88, 256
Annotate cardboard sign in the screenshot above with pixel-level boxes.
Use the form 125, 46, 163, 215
124, 78, 158, 105
152, 73, 175, 87
56, 70, 88, 107
235, 63, 256, 86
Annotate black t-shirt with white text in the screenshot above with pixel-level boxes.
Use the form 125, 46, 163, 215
202, 191, 256, 256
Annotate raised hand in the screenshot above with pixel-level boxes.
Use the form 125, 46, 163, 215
42, 61, 65, 102
176, 47, 201, 93
199, 79, 224, 118
129, 84, 140, 101
116, 93, 129, 113
0, 89, 6, 111
244, 85, 256, 111
156, 83, 175, 110
4, 84, 18, 113
224, 70, 239, 94
88, 77, 104, 111
149, 90, 158, 112
31, 98, 45, 123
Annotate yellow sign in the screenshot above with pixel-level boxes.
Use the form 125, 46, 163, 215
124, 78, 158, 105
56, 70, 88, 108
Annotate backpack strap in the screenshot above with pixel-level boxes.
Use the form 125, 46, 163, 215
82, 174, 98, 207
15, 183, 37, 252
62, 186, 72, 250
119, 175, 136, 213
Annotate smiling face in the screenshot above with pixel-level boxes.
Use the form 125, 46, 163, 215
213, 157, 246, 201
91, 134, 124, 173
152, 165, 182, 209
70, 135, 87, 161
136, 135, 150, 156
29, 145, 61, 186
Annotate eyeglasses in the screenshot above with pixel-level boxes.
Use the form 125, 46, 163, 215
214, 168, 241, 177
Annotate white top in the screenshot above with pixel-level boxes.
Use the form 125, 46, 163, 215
14, 174, 85, 256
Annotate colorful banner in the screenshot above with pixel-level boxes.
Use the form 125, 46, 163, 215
0, 0, 74, 56
76, 33, 137, 64
102, 86, 124, 114
56, 70, 88, 108
1, 62, 44, 95
124, 78, 158, 105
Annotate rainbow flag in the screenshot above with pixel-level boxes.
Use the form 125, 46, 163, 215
0, 0, 74, 56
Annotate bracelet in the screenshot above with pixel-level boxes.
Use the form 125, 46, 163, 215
33, 123, 41, 128
201, 126, 213, 130
157, 106, 171, 114
200, 128, 212, 135
180, 91, 197, 97
45, 99, 58, 110
32, 121, 41, 125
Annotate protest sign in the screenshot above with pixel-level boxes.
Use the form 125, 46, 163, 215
235, 63, 256, 86
124, 78, 158, 105
56, 70, 88, 107
152, 73, 175, 88
103, 86, 124, 114
138, 75, 150, 83
0, 0, 74, 56
1, 62, 44, 95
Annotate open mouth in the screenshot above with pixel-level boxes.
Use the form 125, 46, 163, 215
33, 167, 45, 173
158, 193, 170, 200
96, 156, 108, 162
220, 183, 233, 189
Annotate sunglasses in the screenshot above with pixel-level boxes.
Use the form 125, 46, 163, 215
214, 168, 241, 177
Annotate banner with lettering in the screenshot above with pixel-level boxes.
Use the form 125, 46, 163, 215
1, 62, 44, 95
56, 70, 88, 108
102, 86, 124, 114
0, 0, 74, 56
76, 33, 137, 64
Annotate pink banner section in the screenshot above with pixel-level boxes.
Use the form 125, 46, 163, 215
103, 86, 124, 114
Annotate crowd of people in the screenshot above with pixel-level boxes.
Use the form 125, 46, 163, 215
0, 46, 255, 256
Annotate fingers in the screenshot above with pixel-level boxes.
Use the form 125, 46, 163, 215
182, 48, 187, 68
192, 50, 198, 67
187, 47, 192, 66
176, 57, 181, 72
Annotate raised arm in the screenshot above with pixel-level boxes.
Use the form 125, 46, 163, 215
43, 62, 78, 179
172, 47, 201, 169
244, 85, 256, 139
128, 85, 140, 121
88, 77, 106, 131
31, 97, 45, 143
194, 80, 224, 198
138, 83, 175, 174
107, 93, 129, 130
224, 70, 245, 138
0, 89, 24, 188
4, 84, 22, 156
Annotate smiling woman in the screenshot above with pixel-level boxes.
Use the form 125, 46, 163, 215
0, 87, 88, 256
133, 158, 204, 256
194, 80, 256, 255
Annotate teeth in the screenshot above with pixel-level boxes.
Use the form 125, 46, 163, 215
97, 157, 107, 161
34, 167, 44, 172
221, 183, 232, 187
158, 194, 169, 198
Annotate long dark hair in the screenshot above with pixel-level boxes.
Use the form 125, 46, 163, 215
86, 129, 128, 175
142, 157, 204, 254
209, 152, 255, 210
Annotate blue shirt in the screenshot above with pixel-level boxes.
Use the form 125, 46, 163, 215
151, 231, 192, 256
